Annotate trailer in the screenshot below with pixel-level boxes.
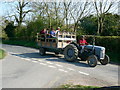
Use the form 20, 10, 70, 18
37, 31, 109, 67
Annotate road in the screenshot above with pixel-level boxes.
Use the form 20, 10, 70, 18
1, 44, 119, 88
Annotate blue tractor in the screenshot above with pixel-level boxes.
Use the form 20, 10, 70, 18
64, 36, 110, 67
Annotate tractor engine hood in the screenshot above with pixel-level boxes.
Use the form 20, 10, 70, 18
85, 45, 105, 60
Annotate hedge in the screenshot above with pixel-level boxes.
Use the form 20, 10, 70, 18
95, 36, 120, 53
3, 36, 120, 53
84, 36, 120, 53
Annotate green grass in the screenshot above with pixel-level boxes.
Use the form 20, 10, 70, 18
59, 84, 100, 89
107, 52, 120, 64
0, 49, 5, 59
3, 40, 39, 49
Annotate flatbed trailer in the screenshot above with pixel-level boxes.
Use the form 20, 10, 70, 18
37, 31, 76, 54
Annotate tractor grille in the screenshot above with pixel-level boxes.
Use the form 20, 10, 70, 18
100, 48, 105, 59
85, 45, 105, 60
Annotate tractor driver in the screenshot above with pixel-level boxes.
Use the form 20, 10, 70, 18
79, 35, 89, 53
79, 35, 88, 46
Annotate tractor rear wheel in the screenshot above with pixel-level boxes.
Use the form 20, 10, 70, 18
87, 55, 97, 67
39, 47, 46, 56
100, 55, 110, 65
64, 44, 78, 62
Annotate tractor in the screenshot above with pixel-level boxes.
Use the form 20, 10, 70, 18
37, 31, 109, 67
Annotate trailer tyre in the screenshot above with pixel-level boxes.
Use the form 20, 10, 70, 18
39, 47, 46, 56
87, 55, 97, 67
64, 44, 78, 62
100, 55, 110, 65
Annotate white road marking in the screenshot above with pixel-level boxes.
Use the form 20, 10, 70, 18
32, 61, 38, 63
39, 63, 47, 65
46, 62, 53, 64
48, 65, 56, 68
19, 57, 29, 61
58, 69, 68, 73
8, 51, 89, 76
20, 58, 26, 60
56, 64, 63, 67
78, 71, 89, 76
33, 58, 43, 62
8, 52, 21, 54
67, 68, 75, 71
32, 58, 38, 61
24, 58, 31, 61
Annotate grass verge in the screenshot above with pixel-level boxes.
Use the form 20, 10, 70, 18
0, 49, 5, 59
59, 84, 100, 89
107, 52, 120, 64
3, 40, 39, 49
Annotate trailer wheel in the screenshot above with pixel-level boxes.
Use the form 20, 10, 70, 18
64, 44, 78, 62
39, 47, 46, 56
100, 55, 110, 65
87, 55, 97, 67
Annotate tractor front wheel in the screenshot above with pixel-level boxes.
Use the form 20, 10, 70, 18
100, 55, 110, 65
87, 55, 98, 67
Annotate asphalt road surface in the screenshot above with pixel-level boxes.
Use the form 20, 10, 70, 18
1, 44, 119, 88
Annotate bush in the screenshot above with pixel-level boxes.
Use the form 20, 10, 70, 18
95, 36, 120, 53
0, 49, 5, 59
2, 40, 39, 49
79, 35, 120, 53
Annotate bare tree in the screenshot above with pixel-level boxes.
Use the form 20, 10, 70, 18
69, 1, 93, 31
27, 1, 92, 31
31, 2, 46, 19
93, 0, 116, 34
63, 2, 72, 29
53, 2, 61, 28
13, 0, 32, 26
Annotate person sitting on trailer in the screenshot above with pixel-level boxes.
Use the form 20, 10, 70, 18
40, 28, 47, 41
79, 35, 89, 53
55, 27, 62, 38
50, 28, 56, 38
55, 27, 60, 34
40, 28, 47, 34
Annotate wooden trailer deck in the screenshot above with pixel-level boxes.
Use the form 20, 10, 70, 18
37, 32, 76, 49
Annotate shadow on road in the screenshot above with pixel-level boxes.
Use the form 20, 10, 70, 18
12, 52, 61, 58
11, 52, 101, 68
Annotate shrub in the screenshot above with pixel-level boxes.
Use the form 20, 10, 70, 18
95, 36, 120, 53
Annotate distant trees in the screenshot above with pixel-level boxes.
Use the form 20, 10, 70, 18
79, 13, 120, 36
4, 20, 16, 38
79, 15, 98, 35
101, 13, 120, 36
93, 0, 116, 35
2, 1, 119, 40
14, 0, 32, 27
69, 1, 93, 31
